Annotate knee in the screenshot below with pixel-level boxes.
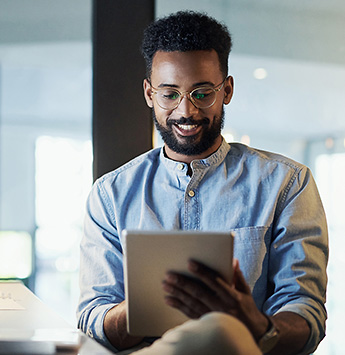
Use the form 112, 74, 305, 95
200, 312, 243, 341
199, 312, 261, 354
159, 312, 261, 355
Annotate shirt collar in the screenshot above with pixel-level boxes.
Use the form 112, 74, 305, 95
159, 137, 230, 174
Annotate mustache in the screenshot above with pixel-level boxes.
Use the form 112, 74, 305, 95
167, 117, 210, 127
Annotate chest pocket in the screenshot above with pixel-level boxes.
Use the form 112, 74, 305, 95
232, 226, 272, 310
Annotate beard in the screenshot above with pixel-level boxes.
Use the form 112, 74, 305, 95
153, 108, 225, 156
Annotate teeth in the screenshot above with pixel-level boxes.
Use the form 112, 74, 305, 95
177, 124, 198, 131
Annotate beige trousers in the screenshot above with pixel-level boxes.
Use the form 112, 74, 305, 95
127, 312, 262, 355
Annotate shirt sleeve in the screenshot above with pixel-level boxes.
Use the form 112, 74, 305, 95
76, 178, 124, 351
264, 166, 328, 355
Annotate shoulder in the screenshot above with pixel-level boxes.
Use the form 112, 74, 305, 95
228, 142, 306, 172
95, 147, 162, 187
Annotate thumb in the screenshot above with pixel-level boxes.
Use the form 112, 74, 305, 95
233, 259, 251, 294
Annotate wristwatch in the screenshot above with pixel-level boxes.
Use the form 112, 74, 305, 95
258, 316, 279, 353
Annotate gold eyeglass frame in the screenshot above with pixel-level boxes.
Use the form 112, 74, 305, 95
149, 77, 227, 110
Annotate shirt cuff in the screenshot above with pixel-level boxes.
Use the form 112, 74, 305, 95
276, 302, 326, 355
86, 302, 120, 352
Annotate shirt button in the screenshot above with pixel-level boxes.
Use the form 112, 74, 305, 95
177, 164, 184, 170
188, 190, 195, 197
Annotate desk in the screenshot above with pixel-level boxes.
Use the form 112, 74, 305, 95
0, 282, 113, 354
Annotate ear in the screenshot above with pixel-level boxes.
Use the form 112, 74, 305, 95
223, 76, 234, 105
143, 79, 154, 108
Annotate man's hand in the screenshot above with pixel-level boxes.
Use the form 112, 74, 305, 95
162, 259, 269, 341
104, 300, 144, 350
162, 259, 311, 354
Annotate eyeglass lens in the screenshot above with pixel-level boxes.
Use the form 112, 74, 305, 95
156, 87, 217, 109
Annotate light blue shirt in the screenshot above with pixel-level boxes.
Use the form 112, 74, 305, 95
77, 139, 328, 354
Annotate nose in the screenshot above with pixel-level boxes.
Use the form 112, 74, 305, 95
175, 94, 199, 116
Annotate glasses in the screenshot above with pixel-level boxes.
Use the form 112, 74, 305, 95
149, 78, 227, 110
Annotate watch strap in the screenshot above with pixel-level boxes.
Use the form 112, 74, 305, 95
258, 315, 279, 353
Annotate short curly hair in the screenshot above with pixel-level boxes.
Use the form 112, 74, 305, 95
141, 11, 232, 78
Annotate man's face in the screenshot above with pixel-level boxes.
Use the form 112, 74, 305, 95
152, 106, 225, 157
143, 50, 233, 160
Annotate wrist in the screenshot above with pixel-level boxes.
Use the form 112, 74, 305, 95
251, 312, 270, 342
104, 302, 143, 350
257, 314, 279, 354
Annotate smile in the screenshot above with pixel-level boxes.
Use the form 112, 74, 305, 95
173, 123, 203, 138
176, 124, 198, 131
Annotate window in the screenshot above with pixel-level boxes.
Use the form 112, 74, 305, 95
34, 136, 92, 324
0, 0, 92, 324
0, 231, 32, 280
314, 151, 345, 354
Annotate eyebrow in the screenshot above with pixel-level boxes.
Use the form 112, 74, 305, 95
157, 81, 216, 89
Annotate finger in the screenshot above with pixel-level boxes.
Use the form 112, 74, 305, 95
184, 262, 241, 312
232, 258, 239, 285
164, 295, 210, 318
215, 277, 240, 303
163, 272, 219, 311
164, 272, 215, 301
162, 280, 211, 317
185, 260, 238, 304
232, 258, 239, 275
188, 260, 231, 297
188, 260, 250, 308
233, 261, 251, 294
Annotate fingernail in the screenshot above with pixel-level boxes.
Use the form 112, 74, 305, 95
166, 273, 178, 283
162, 281, 173, 293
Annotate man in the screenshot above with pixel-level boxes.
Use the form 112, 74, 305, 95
77, 11, 328, 355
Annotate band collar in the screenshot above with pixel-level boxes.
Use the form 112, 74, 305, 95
159, 137, 230, 174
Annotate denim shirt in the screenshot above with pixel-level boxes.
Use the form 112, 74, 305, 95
77, 139, 328, 354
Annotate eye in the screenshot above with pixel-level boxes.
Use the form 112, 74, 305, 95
192, 88, 213, 100
161, 90, 180, 100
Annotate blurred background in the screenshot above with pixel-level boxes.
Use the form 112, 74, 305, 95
0, 1, 344, 353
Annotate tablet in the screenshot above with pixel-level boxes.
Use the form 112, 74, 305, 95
123, 230, 234, 337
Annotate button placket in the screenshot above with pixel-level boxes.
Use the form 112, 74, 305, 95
177, 163, 184, 171
188, 190, 195, 197
184, 168, 204, 229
